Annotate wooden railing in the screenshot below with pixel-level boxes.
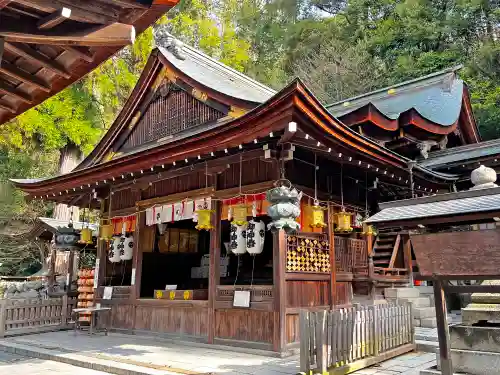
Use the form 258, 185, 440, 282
300, 303, 415, 374
0, 296, 76, 337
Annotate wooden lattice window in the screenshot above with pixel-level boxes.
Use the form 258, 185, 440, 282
286, 234, 330, 273
122, 84, 224, 149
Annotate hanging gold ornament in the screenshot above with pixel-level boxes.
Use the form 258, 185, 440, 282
99, 219, 113, 241
231, 203, 248, 226
195, 209, 214, 230
79, 228, 93, 244
362, 222, 376, 236
310, 201, 327, 228
335, 211, 353, 232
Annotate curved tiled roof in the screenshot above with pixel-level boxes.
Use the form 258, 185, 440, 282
327, 67, 464, 127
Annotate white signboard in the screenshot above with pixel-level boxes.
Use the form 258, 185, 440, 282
93, 259, 100, 289
103, 286, 113, 300
233, 290, 250, 308
131, 268, 136, 285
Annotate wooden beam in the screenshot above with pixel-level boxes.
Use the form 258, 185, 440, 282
433, 278, 452, 375
61, 46, 94, 63
4, 42, 71, 79
14, 0, 119, 24
37, 7, 72, 30
0, 60, 51, 92
108, 0, 149, 9
0, 20, 136, 47
0, 81, 31, 103
272, 229, 286, 353
388, 234, 401, 268
0, 1, 10, 9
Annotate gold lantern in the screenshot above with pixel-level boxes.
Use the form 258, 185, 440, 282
231, 203, 248, 226
79, 227, 93, 244
99, 219, 113, 241
335, 211, 353, 232
310, 203, 326, 229
195, 209, 215, 230
362, 222, 376, 236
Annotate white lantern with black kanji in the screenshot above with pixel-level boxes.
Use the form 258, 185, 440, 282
246, 220, 265, 255
229, 223, 246, 255
109, 236, 121, 263
120, 235, 134, 261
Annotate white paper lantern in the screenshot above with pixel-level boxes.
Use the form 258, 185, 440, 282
120, 235, 134, 261
229, 223, 246, 255
108, 236, 121, 263
246, 220, 265, 255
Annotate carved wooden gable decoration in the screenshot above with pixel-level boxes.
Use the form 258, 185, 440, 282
120, 80, 225, 151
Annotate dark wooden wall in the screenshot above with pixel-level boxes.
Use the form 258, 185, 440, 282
215, 309, 274, 344
121, 86, 225, 151
286, 280, 329, 308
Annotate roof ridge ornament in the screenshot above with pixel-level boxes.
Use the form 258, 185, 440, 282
470, 164, 498, 190
154, 28, 186, 60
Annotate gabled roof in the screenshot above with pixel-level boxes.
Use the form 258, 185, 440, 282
158, 45, 276, 104
0, 0, 179, 126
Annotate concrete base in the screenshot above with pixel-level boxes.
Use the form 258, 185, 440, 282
437, 349, 500, 375
450, 325, 500, 353
385, 287, 420, 299
462, 303, 500, 324
413, 307, 436, 319
421, 317, 438, 328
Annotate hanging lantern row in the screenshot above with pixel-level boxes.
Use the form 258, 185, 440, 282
229, 220, 265, 255
362, 222, 376, 236
266, 179, 302, 233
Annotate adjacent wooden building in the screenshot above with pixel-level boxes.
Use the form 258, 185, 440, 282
12, 38, 476, 353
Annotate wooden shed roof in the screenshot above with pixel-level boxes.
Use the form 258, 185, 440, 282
0, 0, 179, 125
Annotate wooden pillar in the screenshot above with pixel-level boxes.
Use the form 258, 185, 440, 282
328, 203, 337, 309
366, 233, 374, 256
208, 200, 222, 344
49, 241, 56, 286
273, 229, 286, 353
433, 278, 452, 375
131, 210, 144, 301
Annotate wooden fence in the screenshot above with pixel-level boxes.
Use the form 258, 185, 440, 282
300, 303, 415, 374
0, 295, 76, 337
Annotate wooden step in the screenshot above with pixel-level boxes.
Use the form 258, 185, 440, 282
373, 260, 389, 265
377, 231, 400, 237
373, 251, 392, 257
376, 237, 394, 243
374, 243, 394, 250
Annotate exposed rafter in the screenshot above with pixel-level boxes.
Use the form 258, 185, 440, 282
61, 46, 94, 63
0, 100, 15, 113
4, 42, 71, 78
14, 0, 120, 24
0, 17, 136, 47
0, 37, 3, 67
0, 80, 31, 103
0, 60, 51, 92
37, 7, 71, 30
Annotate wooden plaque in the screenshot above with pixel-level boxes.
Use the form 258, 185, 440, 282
410, 229, 500, 277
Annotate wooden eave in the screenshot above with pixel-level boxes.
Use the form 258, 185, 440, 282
0, 0, 179, 125
13, 79, 457, 203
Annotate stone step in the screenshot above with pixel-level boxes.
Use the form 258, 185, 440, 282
416, 340, 438, 353
437, 349, 500, 375
421, 317, 438, 328
420, 366, 465, 375
413, 307, 436, 319
385, 287, 420, 299
397, 297, 431, 307
416, 286, 434, 295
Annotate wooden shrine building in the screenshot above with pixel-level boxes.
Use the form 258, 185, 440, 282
0, 0, 179, 125
11, 37, 477, 353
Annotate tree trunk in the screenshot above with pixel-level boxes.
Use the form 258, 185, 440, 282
53, 144, 82, 222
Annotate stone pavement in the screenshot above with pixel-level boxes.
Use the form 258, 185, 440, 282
0, 331, 438, 375
0, 349, 111, 375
